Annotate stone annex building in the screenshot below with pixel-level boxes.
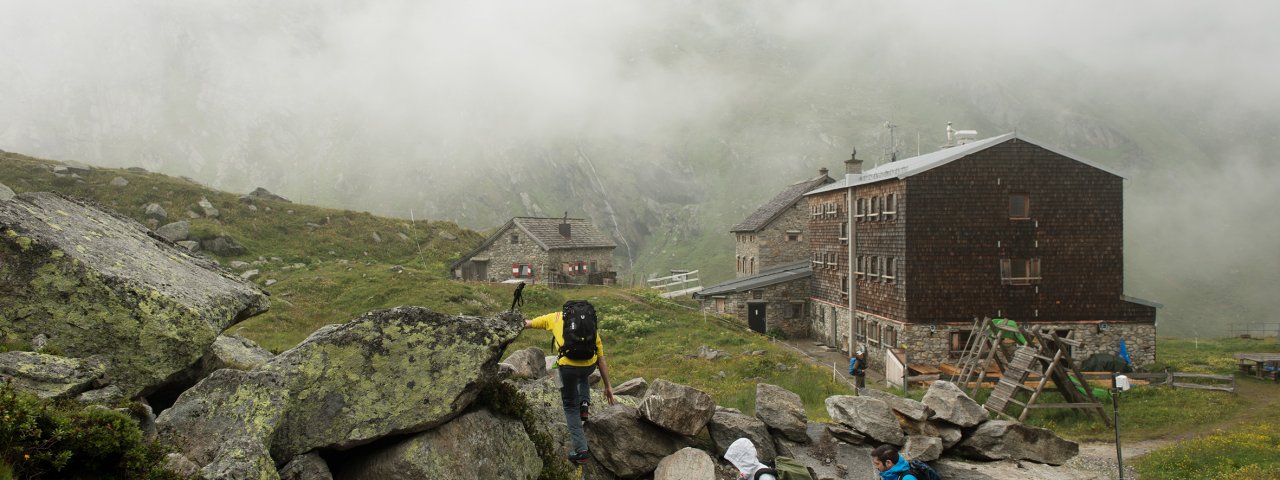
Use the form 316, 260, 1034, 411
449, 216, 617, 286
698, 132, 1159, 372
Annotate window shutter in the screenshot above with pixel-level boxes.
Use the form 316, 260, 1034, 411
1000, 259, 1011, 281
512, 264, 520, 277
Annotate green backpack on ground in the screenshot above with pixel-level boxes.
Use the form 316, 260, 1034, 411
753, 456, 815, 480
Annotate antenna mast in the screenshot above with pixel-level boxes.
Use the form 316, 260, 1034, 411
884, 121, 899, 162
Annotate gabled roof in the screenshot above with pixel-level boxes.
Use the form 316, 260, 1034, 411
692, 261, 812, 298
731, 174, 834, 233
807, 132, 1127, 196
448, 217, 615, 270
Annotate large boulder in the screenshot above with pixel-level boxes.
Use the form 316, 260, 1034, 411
201, 235, 247, 256
654, 447, 715, 480
155, 221, 190, 243
952, 420, 1079, 465
708, 409, 776, 462
0, 351, 107, 399
902, 435, 943, 462
279, 453, 332, 480
586, 404, 693, 479
334, 409, 542, 480
154, 369, 289, 471
613, 377, 648, 397
266, 308, 523, 459
638, 379, 716, 436
0, 192, 269, 397
755, 383, 809, 443
500, 346, 546, 380
921, 380, 988, 428
858, 387, 932, 422
143, 203, 167, 221
902, 418, 963, 450
825, 396, 905, 445
0, 182, 14, 201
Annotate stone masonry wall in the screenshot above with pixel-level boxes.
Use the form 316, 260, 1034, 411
891, 321, 1157, 368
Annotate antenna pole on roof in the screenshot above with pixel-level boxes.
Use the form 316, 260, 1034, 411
884, 121, 899, 163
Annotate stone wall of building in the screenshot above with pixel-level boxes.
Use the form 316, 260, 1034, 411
810, 300, 852, 354
734, 233, 762, 278
698, 277, 813, 339
547, 248, 616, 285
885, 321, 1157, 368
756, 203, 813, 271
469, 227, 548, 282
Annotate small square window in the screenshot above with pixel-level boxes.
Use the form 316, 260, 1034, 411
1010, 193, 1030, 219
510, 233, 520, 244
752, 290, 763, 300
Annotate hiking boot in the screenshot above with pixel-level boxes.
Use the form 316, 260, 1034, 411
568, 450, 590, 464
580, 401, 589, 423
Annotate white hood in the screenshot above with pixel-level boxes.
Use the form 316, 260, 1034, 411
724, 438, 776, 479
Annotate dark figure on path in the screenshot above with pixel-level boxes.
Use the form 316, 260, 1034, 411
510, 281, 526, 311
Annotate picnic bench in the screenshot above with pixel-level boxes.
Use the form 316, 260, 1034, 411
1235, 353, 1280, 381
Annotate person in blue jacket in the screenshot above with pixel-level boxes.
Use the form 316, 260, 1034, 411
871, 445, 916, 480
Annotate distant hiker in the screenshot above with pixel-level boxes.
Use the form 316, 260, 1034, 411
510, 281, 526, 311
850, 347, 867, 389
524, 300, 616, 464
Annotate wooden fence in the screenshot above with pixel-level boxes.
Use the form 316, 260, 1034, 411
1119, 371, 1237, 393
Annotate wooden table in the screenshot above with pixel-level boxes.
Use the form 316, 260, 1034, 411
1234, 353, 1280, 380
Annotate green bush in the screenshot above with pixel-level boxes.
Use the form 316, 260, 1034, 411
0, 383, 178, 480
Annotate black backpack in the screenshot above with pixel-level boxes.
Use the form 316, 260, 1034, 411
558, 300, 598, 361
898, 459, 942, 480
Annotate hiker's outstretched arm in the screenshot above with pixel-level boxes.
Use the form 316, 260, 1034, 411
524, 320, 533, 328
598, 355, 616, 405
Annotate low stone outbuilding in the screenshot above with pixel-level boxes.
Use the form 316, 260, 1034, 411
448, 216, 617, 286
693, 261, 811, 337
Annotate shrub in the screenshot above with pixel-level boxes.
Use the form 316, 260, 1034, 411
0, 383, 178, 480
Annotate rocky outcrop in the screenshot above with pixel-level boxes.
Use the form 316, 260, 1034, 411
279, 453, 332, 480
154, 368, 288, 478
335, 409, 542, 480
0, 351, 107, 399
921, 380, 988, 428
264, 308, 523, 459
0, 182, 14, 201
825, 396, 905, 445
613, 377, 648, 397
639, 379, 716, 436
953, 420, 1079, 465
500, 346, 546, 380
903, 435, 943, 462
249, 187, 290, 203
654, 447, 715, 480
201, 235, 247, 256
0, 192, 269, 397
587, 404, 693, 479
708, 409, 776, 462
754, 383, 809, 443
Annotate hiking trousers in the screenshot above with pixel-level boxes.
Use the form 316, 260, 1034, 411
558, 364, 595, 454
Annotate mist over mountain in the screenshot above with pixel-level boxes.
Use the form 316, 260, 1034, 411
3, 1, 1278, 336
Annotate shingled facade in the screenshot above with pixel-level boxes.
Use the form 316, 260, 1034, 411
806, 133, 1159, 370
449, 217, 617, 286
730, 171, 834, 277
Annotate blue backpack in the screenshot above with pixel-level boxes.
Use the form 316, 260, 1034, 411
898, 459, 942, 480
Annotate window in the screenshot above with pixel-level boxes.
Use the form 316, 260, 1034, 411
839, 221, 849, 244
855, 198, 865, 221
750, 257, 755, 274
869, 255, 879, 278
854, 255, 864, 276
840, 274, 849, 296
949, 331, 972, 358
870, 323, 881, 345
886, 327, 897, 349
510, 233, 520, 244
511, 264, 533, 278
885, 193, 897, 219
826, 252, 837, 269
1000, 258, 1042, 285
825, 202, 837, 215
812, 252, 823, 267
884, 257, 896, 283
590, 261, 596, 273
856, 318, 866, 341
752, 290, 763, 300
868, 197, 880, 220
811, 204, 822, 217
789, 302, 804, 319
786, 230, 801, 242
1010, 193, 1030, 219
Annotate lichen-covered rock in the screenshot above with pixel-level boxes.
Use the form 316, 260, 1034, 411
201, 334, 274, 374
825, 395, 905, 446
279, 452, 332, 480
334, 409, 541, 480
921, 380, 988, 428
198, 437, 280, 480
154, 369, 289, 468
266, 307, 524, 459
0, 193, 268, 398
639, 379, 716, 436
587, 404, 693, 479
163, 453, 201, 479
155, 221, 190, 243
654, 447, 715, 480
500, 346, 546, 380
708, 409, 776, 462
755, 383, 809, 443
953, 420, 1079, 465
0, 351, 107, 399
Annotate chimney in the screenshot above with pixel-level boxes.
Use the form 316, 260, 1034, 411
559, 212, 571, 238
844, 148, 863, 174
819, 167, 829, 177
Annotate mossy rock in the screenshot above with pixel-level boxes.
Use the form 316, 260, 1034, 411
0, 192, 269, 398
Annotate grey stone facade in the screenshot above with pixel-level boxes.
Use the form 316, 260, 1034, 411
699, 277, 812, 338
735, 203, 812, 277
450, 217, 617, 286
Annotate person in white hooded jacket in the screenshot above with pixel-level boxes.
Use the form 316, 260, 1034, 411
724, 438, 778, 480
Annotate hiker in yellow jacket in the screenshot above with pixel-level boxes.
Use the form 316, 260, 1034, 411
525, 301, 616, 465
